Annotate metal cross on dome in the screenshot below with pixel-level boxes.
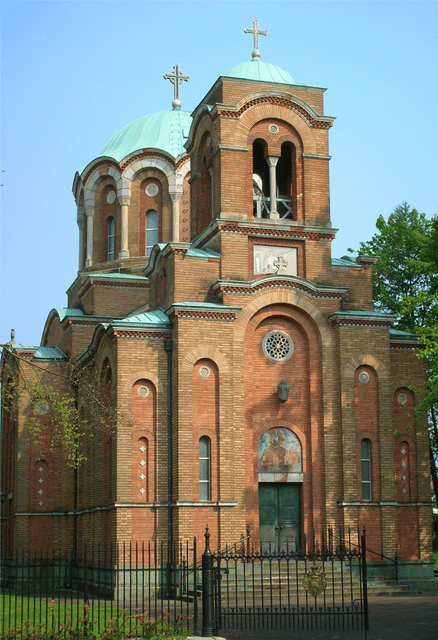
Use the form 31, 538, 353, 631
244, 20, 267, 58
163, 64, 189, 110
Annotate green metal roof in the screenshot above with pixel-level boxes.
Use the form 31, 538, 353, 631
224, 58, 297, 85
11, 345, 67, 360
389, 328, 420, 340
98, 110, 192, 162
331, 257, 361, 267
186, 247, 221, 258
114, 309, 171, 327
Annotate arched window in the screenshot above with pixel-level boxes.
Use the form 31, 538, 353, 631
199, 436, 211, 500
146, 210, 158, 257
107, 216, 115, 261
361, 439, 371, 501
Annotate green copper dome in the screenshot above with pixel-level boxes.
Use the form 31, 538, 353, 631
98, 110, 192, 162
224, 58, 297, 85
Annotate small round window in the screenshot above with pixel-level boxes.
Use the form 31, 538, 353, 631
262, 331, 294, 362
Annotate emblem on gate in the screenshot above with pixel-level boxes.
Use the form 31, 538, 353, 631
303, 564, 327, 597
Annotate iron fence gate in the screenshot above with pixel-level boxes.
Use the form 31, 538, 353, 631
211, 527, 369, 634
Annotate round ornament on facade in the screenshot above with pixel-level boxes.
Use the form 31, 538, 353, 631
397, 393, 408, 406
262, 331, 294, 362
35, 402, 49, 415
137, 386, 149, 398
106, 190, 116, 204
269, 124, 279, 134
358, 372, 370, 384
145, 184, 159, 197
199, 366, 210, 378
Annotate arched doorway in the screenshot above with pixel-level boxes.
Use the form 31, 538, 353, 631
258, 427, 302, 550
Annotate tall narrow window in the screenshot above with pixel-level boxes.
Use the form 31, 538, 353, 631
199, 436, 211, 501
146, 210, 158, 257
107, 216, 115, 261
361, 439, 371, 501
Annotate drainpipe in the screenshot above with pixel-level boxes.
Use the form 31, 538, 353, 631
72, 379, 78, 560
164, 338, 173, 594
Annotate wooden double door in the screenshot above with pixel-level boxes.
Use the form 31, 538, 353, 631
259, 483, 301, 551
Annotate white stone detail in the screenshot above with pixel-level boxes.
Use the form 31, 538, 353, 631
145, 183, 159, 197
358, 372, 370, 383
139, 445, 146, 452
39, 467, 44, 472
402, 487, 407, 494
35, 403, 49, 415
199, 366, 210, 378
262, 331, 294, 362
269, 124, 279, 134
39, 501, 44, 506
139, 487, 146, 494
38, 489, 43, 495
106, 190, 116, 204
38, 478, 44, 483
138, 386, 149, 398
140, 460, 146, 467
139, 474, 146, 480
401, 461, 406, 468
397, 393, 408, 405
402, 474, 407, 481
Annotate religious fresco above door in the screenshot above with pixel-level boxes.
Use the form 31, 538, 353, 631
258, 427, 302, 483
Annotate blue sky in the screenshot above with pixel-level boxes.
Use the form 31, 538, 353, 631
1, 0, 437, 347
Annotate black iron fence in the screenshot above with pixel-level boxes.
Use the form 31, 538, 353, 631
0, 528, 369, 638
0, 539, 199, 638
210, 526, 369, 634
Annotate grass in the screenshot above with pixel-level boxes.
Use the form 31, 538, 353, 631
0, 595, 190, 639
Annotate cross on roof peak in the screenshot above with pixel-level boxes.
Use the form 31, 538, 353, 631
163, 64, 189, 110
244, 20, 268, 59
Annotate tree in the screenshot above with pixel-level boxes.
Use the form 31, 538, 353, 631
354, 203, 438, 507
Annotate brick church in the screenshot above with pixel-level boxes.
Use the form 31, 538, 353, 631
1, 23, 434, 585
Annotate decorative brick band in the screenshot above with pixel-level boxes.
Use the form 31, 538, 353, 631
390, 342, 422, 350
113, 331, 172, 338
171, 310, 237, 321
120, 150, 189, 173
214, 96, 333, 129
331, 318, 394, 328
217, 223, 335, 241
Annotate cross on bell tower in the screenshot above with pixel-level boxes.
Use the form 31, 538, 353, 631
244, 20, 268, 59
163, 64, 189, 110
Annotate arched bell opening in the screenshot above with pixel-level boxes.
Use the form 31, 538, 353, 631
252, 140, 270, 218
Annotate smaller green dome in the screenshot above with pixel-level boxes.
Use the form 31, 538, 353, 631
225, 58, 296, 85
99, 110, 192, 162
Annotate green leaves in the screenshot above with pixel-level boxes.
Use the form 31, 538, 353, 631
358, 203, 437, 331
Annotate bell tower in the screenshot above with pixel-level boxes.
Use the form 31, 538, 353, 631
186, 22, 335, 282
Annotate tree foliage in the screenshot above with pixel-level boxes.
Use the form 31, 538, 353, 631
1, 350, 122, 468
356, 202, 437, 330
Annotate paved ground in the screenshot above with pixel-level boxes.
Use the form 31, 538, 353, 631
213, 593, 438, 640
